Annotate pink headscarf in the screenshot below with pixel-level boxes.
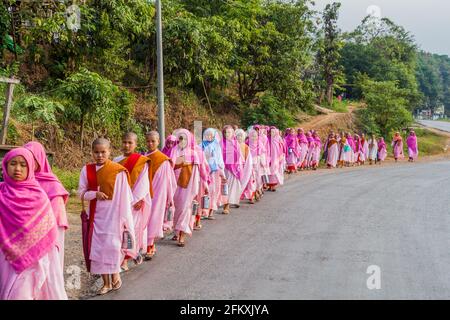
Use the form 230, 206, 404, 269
346, 134, 355, 151
297, 128, 308, 144
23, 141, 69, 203
162, 135, 178, 161
247, 128, 263, 158
172, 128, 201, 165
353, 135, 362, 152
284, 129, 299, 157
222, 125, 242, 179
313, 132, 322, 149
269, 128, 284, 171
0, 148, 57, 273
406, 131, 418, 153
378, 137, 386, 152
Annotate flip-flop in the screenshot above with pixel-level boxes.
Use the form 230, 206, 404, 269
177, 242, 185, 247
112, 279, 122, 291
98, 286, 113, 295
207, 215, 216, 220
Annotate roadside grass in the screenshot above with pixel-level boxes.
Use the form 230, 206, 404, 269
415, 128, 448, 156
321, 98, 357, 113
385, 128, 447, 157
53, 167, 79, 194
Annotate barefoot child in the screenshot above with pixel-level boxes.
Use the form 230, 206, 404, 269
144, 131, 177, 258
78, 138, 136, 295
0, 148, 67, 300
24, 141, 69, 269
114, 132, 152, 270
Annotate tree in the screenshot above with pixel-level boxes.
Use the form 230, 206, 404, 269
56, 68, 133, 149
316, 2, 345, 105
14, 94, 64, 140
357, 79, 413, 137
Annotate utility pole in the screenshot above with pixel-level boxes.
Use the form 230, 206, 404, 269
156, 0, 165, 148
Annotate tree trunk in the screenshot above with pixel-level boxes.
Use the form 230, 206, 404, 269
80, 113, 85, 150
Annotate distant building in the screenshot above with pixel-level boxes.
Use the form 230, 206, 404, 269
416, 105, 446, 120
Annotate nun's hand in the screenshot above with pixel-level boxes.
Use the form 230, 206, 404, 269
96, 192, 109, 201
175, 155, 185, 165
133, 200, 144, 210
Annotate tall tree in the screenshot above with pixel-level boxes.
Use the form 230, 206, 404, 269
316, 2, 345, 105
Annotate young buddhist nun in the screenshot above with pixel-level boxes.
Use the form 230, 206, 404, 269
113, 132, 152, 270
392, 132, 404, 162
221, 125, 243, 214
368, 134, 378, 165
247, 127, 264, 201
144, 131, 177, 257
235, 129, 256, 204
23, 141, 69, 270
267, 127, 285, 191
321, 132, 331, 163
305, 131, 315, 169
284, 128, 299, 174
361, 133, 369, 161
201, 128, 226, 218
258, 125, 271, 190
338, 135, 351, 167
406, 130, 419, 162
297, 128, 309, 170
192, 140, 211, 231
78, 138, 136, 295
346, 133, 356, 166
311, 131, 321, 170
171, 129, 201, 247
161, 134, 178, 162
378, 137, 387, 163
354, 134, 365, 165
326, 133, 339, 168
0, 148, 67, 300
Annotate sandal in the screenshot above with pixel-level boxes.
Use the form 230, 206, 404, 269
112, 279, 122, 291
134, 254, 143, 265
194, 224, 202, 231
171, 235, 178, 241
98, 286, 112, 295
177, 241, 185, 247
120, 264, 129, 273
207, 215, 216, 220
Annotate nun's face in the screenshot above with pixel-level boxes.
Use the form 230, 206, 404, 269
178, 133, 188, 149
7, 156, 29, 181
225, 128, 233, 139
250, 131, 258, 142
236, 132, 244, 143
271, 130, 277, 137
205, 131, 214, 142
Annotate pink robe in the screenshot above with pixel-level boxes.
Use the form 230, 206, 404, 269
145, 152, 177, 242
407, 135, 418, 160
0, 245, 67, 300
240, 147, 256, 200
50, 196, 68, 270
268, 137, 285, 186
326, 142, 339, 167
392, 138, 404, 159
78, 168, 136, 274
113, 156, 152, 254
173, 165, 200, 235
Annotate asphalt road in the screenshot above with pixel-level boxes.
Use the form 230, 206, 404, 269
418, 120, 450, 133
96, 161, 450, 300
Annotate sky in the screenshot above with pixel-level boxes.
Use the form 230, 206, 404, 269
310, 0, 450, 56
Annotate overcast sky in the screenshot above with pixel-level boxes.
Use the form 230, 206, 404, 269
310, 0, 450, 56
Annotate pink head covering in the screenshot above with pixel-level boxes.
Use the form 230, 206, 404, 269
269, 128, 284, 170
162, 135, 178, 160
284, 128, 299, 157
313, 132, 322, 148
0, 148, 57, 273
297, 128, 308, 144
378, 137, 386, 151
222, 125, 242, 179
23, 141, 69, 203
247, 127, 263, 157
172, 128, 201, 165
407, 131, 418, 153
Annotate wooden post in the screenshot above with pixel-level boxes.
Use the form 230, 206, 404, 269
0, 77, 20, 145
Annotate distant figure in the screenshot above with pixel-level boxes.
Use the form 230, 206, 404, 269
406, 130, 419, 162
391, 132, 404, 162
377, 137, 387, 163
368, 134, 378, 165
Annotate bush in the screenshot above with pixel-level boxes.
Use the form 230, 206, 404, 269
241, 93, 296, 130
53, 167, 79, 194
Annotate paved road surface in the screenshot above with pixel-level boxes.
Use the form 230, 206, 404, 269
96, 162, 450, 300
418, 120, 450, 133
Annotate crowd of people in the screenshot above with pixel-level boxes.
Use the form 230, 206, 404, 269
0, 125, 419, 299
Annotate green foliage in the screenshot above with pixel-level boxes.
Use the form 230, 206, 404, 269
341, 17, 421, 109
13, 95, 64, 125
56, 68, 133, 146
413, 128, 447, 156
241, 93, 296, 130
53, 167, 79, 192
316, 2, 345, 105
357, 79, 413, 137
